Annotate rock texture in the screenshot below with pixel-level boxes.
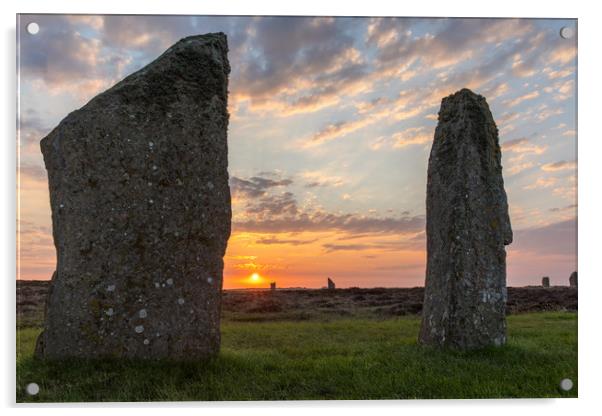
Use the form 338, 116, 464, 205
419, 88, 512, 350
542, 277, 550, 288
569, 271, 578, 287
327, 278, 336, 290
36, 33, 231, 359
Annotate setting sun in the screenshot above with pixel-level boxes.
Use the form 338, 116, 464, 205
249, 273, 262, 284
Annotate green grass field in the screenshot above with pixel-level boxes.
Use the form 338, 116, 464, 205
16, 312, 577, 402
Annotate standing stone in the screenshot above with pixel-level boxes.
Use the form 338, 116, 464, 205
36, 33, 231, 359
327, 278, 336, 290
270, 282, 276, 291
542, 277, 550, 288
569, 271, 578, 287
419, 89, 512, 350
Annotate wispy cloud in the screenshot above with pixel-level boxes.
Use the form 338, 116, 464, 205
504, 91, 540, 108
230, 176, 293, 199
502, 138, 547, 155
541, 160, 577, 172
256, 236, 318, 246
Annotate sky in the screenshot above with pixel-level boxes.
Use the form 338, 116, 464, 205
17, 15, 577, 288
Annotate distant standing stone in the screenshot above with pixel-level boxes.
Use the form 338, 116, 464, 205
270, 282, 276, 291
569, 271, 578, 287
419, 89, 512, 350
327, 278, 336, 290
542, 277, 550, 288
36, 33, 231, 359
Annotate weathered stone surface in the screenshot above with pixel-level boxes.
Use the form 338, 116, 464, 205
542, 277, 550, 288
419, 88, 512, 350
569, 271, 578, 287
36, 33, 231, 359
327, 278, 336, 290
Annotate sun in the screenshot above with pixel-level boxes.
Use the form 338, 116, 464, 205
250, 273, 261, 283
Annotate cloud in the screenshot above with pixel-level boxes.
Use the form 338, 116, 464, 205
302, 171, 345, 188
232, 174, 424, 235
323, 239, 424, 253
234, 209, 424, 235
232, 262, 284, 272
19, 15, 131, 99
505, 161, 535, 176
231, 17, 371, 116
544, 66, 574, 80
549, 204, 577, 213
19, 162, 47, 182
230, 176, 293, 199
368, 18, 534, 70
307, 118, 374, 146
18, 108, 53, 149
548, 41, 577, 65
392, 127, 432, 148
21, 14, 576, 127
497, 111, 520, 130
503, 91, 540, 108
256, 236, 318, 246
483, 82, 510, 100
100, 15, 198, 52
541, 160, 576, 172
18, 220, 55, 280
553, 79, 575, 101
562, 129, 576, 137
245, 192, 298, 217
18, 220, 52, 237
355, 96, 391, 114
304, 85, 446, 148
323, 243, 377, 252
300, 19, 573, 149
228, 255, 258, 260
524, 177, 557, 190
534, 105, 564, 122
369, 127, 433, 150
510, 218, 576, 257
502, 138, 547, 155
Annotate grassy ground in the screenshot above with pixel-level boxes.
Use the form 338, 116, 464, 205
16, 312, 577, 402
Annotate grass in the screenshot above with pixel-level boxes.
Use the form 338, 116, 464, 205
16, 312, 577, 402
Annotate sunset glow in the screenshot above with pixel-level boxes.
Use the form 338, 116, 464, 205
17, 15, 577, 288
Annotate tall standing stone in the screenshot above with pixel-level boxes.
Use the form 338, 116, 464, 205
569, 271, 578, 287
542, 277, 550, 288
327, 278, 336, 290
36, 33, 231, 359
419, 89, 512, 350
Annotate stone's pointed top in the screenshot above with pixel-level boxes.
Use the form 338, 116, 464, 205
125, 32, 229, 73
455, 88, 479, 97
178, 32, 227, 44
438, 88, 492, 124
166, 32, 229, 56
442, 88, 486, 104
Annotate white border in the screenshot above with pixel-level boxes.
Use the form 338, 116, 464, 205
3, 0, 601, 415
